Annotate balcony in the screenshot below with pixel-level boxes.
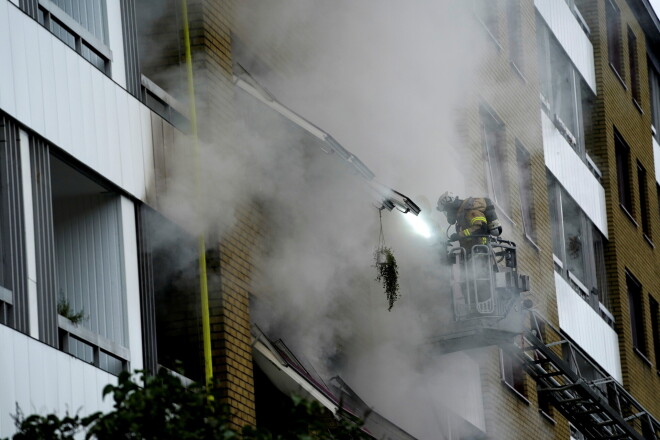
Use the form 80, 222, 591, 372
554, 272, 622, 381
0, 323, 116, 437
535, 0, 596, 94
542, 110, 608, 238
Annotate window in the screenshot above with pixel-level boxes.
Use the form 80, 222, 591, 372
501, 349, 526, 398
137, 206, 204, 382
615, 132, 633, 216
481, 107, 510, 212
35, 0, 110, 73
626, 272, 647, 357
628, 27, 641, 105
637, 162, 651, 238
649, 60, 660, 140
547, 175, 610, 313
507, 0, 523, 71
650, 296, 660, 370
49, 155, 129, 374
474, 0, 499, 41
516, 143, 536, 242
606, 0, 624, 78
537, 20, 595, 159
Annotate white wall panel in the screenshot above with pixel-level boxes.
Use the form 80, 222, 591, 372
654, 136, 660, 186
24, 17, 46, 135
120, 197, 144, 372
104, 80, 121, 184
535, 0, 596, 94
0, 325, 16, 434
141, 106, 155, 199
0, 2, 154, 201
52, 40, 72, 150
0, 1, 16, 116
8, 9, 31, 124
65, 48, 83, 159
0, 326, 118, 438
39, 30, 59, 144
555, 272, 622, 381
106, 0, 126, 88
542, 111, 608, 237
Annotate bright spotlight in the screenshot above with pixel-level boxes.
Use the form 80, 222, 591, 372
405, 213, 433, 239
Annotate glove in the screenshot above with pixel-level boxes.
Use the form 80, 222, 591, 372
448, 233, 459, 242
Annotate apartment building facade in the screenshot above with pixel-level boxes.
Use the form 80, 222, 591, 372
1, 0, 660, 439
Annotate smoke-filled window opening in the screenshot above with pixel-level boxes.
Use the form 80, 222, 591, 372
34, 0, 111, 74
49, 154, 129, 375
606, 0, 624, 79
615, 131, 634, 218
500, 348, 527, 399
626, 272, 648, 359
133, 0, 189, 130
480, 105, 511, 215
628, 27, 641, 107
649, 296, 660, 371
547, 175, 610, 319
506, 0, 523, 73
637, 161, 651, 241
515, 142, 537, 244
473, 0, 499, 44
537, 19, 595, 162
136, 205, 203, 382
649, 57, 660, 141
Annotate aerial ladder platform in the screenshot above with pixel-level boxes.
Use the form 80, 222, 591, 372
431, 236, 660, 440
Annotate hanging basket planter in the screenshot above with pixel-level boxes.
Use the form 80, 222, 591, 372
374, 246, 400, 311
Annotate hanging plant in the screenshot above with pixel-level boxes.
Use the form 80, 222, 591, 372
375, 246, 400, 311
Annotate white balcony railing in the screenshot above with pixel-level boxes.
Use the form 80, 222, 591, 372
535, 0, 596, 94
542, 111, 608, 238
555, 272, 622, 381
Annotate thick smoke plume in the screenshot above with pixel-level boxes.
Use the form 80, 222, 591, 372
157, 1, 495, 438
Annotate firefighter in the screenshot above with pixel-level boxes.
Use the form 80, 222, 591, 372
436, 191, 502, 252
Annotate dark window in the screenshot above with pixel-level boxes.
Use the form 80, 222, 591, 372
615, 132, 633, 215
628, 27, 640, 104
650, 296, 660, 369
48, 0, 108, 43
474, 0, 499, 41
592, 226, 609, 308
501, 349, 526, 397
606, 0, 623, 77
507, 0, 523, 70
637, 162, 650, 238
516, 143, 536, 241
137, 206, 204, 382
481, 107, 510, 212
649, 60, 660, 140
627, 273, 647, 356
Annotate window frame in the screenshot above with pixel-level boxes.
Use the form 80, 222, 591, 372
500, 349, 528, 402
649, 296, 660, 372
480, 105, 511, 214
626, 272, 648, 358
615, 131, 634, 219
637, 161, 651, 241
473, 0, 500, 45
516, 142, 537, 244
628, 26, 641, 108
506, 0, 523, 73
606, 0, 625, 81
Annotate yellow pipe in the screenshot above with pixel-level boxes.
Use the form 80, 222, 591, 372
182, 0, 214, 387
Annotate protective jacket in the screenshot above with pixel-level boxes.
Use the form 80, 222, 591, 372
454, 197, 489, 249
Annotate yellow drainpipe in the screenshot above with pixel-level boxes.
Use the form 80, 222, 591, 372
182, 0, 214, 387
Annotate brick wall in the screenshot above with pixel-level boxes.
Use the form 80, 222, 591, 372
576, 0, 660, 417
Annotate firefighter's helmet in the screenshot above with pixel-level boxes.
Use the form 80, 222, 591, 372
437, 191, 458, 212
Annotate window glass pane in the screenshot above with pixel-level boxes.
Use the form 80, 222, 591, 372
637, 162, 650, 237
481, 109, 510, 212
507, 0, 522, 68
561, 190, 586, 284
547, 178, 564, 259
516, 144, 536, 240
550, 40, 578, 142
627, 274, 646, 355
649, 62, 660, 137
606, 0, 623, 75
615, 133, 633, 213
592, 226, 609, 307
650, 297, 660, 368
628, 27, 640, 102
474, 0, 499, 39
